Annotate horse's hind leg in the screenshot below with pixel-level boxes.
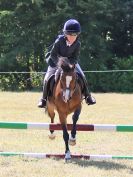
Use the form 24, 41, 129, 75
69, 107, 81, 146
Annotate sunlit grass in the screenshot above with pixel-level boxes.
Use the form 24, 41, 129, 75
0, 92, 133, 177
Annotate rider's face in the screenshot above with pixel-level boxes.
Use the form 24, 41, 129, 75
66, 34, 78, 44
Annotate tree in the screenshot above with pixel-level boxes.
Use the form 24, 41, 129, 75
0, 0, 133, 91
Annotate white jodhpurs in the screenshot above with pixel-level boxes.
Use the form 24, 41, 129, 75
44, 66, 57, 82
75, 63, 85, 77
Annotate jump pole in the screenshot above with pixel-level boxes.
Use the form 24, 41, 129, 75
0, 121, 133, 132
0, 152, 133, 160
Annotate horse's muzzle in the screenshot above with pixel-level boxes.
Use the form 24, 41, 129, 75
63, 88, 71, 103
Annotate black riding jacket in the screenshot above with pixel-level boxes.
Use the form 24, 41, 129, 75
46, 35, 81, 67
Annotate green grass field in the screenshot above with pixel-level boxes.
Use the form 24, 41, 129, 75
0, 92, 133, 177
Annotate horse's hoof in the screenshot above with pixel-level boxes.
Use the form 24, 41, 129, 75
65, 151, 71, 161
69, 136, 76, 146
48, 133, 56, 140
65, 158, 71, 163
69, 140, 76, 146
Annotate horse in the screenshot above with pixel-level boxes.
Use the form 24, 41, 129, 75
46, 58, 83, 160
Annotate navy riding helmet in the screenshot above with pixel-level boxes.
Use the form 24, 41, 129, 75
63, 19, 81, 36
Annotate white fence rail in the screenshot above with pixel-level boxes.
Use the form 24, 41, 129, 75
0, 70, 133, 74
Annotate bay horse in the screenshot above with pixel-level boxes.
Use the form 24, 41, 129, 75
46, 58, 83, 160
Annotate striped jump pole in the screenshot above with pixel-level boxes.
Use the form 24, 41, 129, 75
0, 121, 133, 132
0, 152, 133, 160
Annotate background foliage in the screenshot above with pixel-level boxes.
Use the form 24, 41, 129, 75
0, 0, 133, 92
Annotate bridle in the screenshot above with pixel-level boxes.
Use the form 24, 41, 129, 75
59, 68, 78, 103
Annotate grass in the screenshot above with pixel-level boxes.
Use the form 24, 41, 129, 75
0, 92, 133, 177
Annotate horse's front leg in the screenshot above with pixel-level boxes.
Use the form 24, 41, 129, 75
59, 114, 71, 160
47, 105, 56, 139
69, 107, 81, 146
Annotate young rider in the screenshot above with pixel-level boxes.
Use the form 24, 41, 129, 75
38, 19, 96, 108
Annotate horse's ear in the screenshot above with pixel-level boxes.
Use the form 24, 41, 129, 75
69, 64, 75, 69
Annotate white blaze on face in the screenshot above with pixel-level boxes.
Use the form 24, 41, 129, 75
64, 76, 72, 102
66, 76, 72, 88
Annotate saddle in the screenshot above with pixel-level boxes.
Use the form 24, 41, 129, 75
47, 68, 61, 97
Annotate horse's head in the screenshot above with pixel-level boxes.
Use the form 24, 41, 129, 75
57, 57, 75, 72
57, 57, 77, 102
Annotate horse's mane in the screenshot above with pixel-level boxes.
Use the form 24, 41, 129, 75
57, 57, 75, 73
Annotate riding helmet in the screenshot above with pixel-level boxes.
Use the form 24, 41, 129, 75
63, 19, 81, 35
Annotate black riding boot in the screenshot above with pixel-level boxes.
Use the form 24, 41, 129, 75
38, 81, 48, 108
82, 76, 96, 105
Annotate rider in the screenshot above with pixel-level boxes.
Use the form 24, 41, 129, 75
38, 19, 96, 108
